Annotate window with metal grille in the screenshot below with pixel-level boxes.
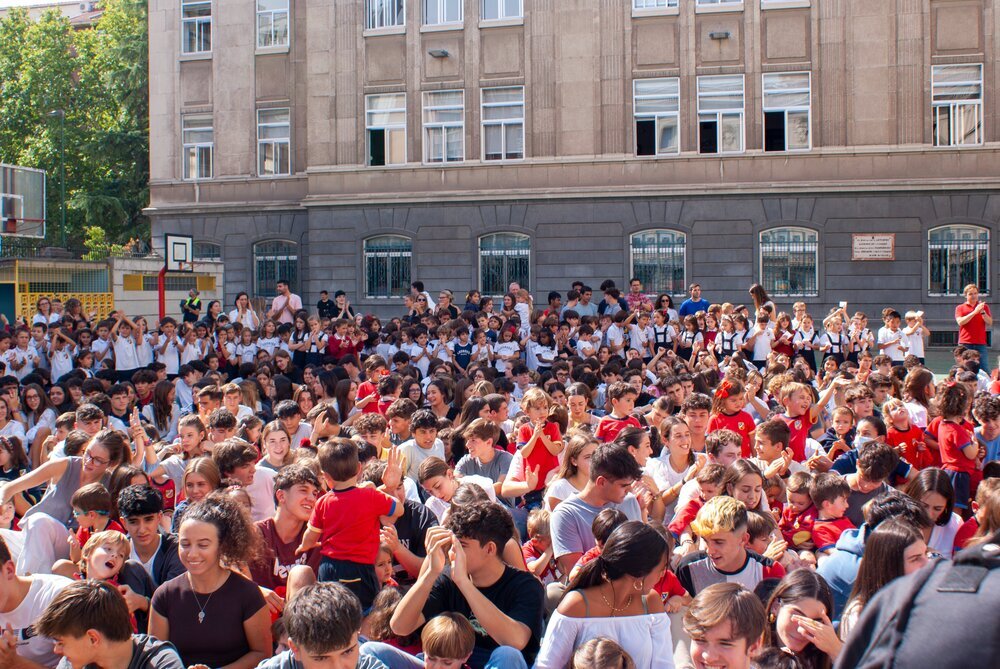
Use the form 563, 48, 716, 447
763, 72, 811, 152
258, 108, 291, 176
254, 240, 298, 297
630, 230, 686, 294
257, 0, 289, 48
698, 75, 744, 154
634, 78, 680, 156
182, 116, 213, 180
928, 225, 989, 296
483, 0, 521, 20
364, 235, 412, 299
479, 233, 529, 296
482, 87, 524, 161
181, 0, 211, 54
366, 0, 404, 30
423, 90, 464, 163
760, 227, 818, 297
366, 94, 407, 166
932, 64, 983, 147
193, 242, 221, 261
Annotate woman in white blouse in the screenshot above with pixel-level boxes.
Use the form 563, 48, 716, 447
228, 292, 261, 331
534, 521, 674, 669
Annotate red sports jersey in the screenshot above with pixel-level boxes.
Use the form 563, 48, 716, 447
708, 411, 756, 458
812, 516, 855, 552
953, 516, 979, 553
938, 419, 977, 475
595, 414, 642, 443
516, 421, 563, 491
356, 380, 380, 414
307, 486, 396, 563
778, 412, 815, 462
886, 424, 938, 470
779, 504, 817, 550
668, 498, 704, 538
654, 569, 689, 600
77, 518, 126, 548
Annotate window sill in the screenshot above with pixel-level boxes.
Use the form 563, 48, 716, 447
632, 7, 679, 19
420, 23, 463, 33
179, 52, 212, 62
932, 143, 985, 149
256, 173, 295, 179
182, 177, 213, 182
761, 0, 810, 8
695, 3, 744, 14
422, 160, 467, 167
363, 26, 405, 37
255, 45, 290, 56
479, 18, 524, 28
634, 152, 683, 159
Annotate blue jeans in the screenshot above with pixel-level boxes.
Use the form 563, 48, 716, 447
361, 641, 528, 669
968, 343, 991, 373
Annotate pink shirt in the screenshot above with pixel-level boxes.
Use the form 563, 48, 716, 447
271, 293, 303, 324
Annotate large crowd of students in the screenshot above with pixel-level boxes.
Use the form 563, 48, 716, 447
0, 277, 998, 669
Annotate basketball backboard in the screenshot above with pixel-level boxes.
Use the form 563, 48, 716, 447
0, 164, 46, 238
165, 233, 194, 272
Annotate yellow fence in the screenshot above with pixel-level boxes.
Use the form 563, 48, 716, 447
8, 259, 114, 321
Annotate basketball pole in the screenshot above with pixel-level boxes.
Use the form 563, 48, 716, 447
158, 264, 167, 322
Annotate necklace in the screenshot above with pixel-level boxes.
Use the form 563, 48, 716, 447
599, 583, 633, 617
190, 574, 225, 624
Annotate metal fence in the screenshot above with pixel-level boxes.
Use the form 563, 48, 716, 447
760, 240, 819, 296
929, 240, 988, 296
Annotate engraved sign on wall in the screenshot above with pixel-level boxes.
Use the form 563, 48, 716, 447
852, 234, 895, 261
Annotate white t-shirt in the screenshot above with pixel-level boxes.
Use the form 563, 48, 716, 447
877, 326, 906, 362
628, 324, 653, 353
247, 466, 277, 523
905, 326, 926, 359
0, 574, 73, 668
929, 512, 963, 559
751, 327, 774, 361
49, 344, 76, 383
493, 341, 520, 373
400, 438, 446, 480
157, 335, 181, 375
113, 334, 140, 370
545, 477, 584, 510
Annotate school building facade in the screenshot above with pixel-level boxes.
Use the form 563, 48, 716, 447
147, 0, 1000, 338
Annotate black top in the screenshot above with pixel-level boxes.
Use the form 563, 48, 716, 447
57, 635, 184, 669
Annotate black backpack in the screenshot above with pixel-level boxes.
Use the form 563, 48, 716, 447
836, 529, 1000, 668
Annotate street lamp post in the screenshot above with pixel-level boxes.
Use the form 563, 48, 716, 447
47, 110, 66, 248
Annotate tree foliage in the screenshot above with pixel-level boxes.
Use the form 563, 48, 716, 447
0, 0, 149, 247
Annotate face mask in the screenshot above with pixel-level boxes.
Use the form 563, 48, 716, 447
854, 435, 874, 448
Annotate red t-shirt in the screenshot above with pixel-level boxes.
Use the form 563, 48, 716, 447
668, 498, 704, 538
938, 419, 977, 475
516, 422, 563, 491
812, 516, 855, 552
307, 486, 396, 563
953, 517, 979, 553
779, 412, 815, 462
780, 504, 817, 550
595, 414, 642, 443
570, 546, 603, 581
708, 411, 756, 458
654, 569, 689, 600
356, 381, 380, 415
521, 540, 557, 582
77, 518, 126, 547
955, 302, 991, 345
887, 424, 938, 470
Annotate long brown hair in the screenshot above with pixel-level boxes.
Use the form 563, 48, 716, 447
846, 518, 921, 611
554, 432, 599, 482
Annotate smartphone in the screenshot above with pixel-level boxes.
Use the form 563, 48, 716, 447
838, 301, 848, 309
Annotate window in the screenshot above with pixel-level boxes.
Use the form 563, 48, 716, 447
482, 87, 524, 161
193, 242, 221, 261
258, 108, 291, 176
634, 0, 677, 8
366, 0, 404, 30
366, 94, 407, 166
483, 0, 522, 20
932, 64, 983, 147
423, 90, 464, 163
424, 0, 461, 25
634, 78, 680, 156
763, 72, 811, 152
480, 233, 529, 295
698, 75, 744, 154
364, 236, 412, 298
182, 115, 213, 180
630, 230, 686, 294
181, 0, 211, 54
928, 225, 989, 296
257, 0, 289, 48
697, 0, 742, 5
759, 227, 818, 296
253, 240, 298, 297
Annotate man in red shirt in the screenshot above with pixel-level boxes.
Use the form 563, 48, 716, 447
955, 284, 993, 373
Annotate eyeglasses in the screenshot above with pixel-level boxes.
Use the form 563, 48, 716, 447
72, 509, 108, 517
83, 451, 110, 467
417, 298, 427, 302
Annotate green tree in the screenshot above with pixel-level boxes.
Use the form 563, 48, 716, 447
0, 0, 149, 248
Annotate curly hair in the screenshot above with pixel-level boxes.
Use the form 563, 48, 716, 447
179, 493, 261, 566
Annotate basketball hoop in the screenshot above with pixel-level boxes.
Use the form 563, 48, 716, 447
160, 233, 195, 320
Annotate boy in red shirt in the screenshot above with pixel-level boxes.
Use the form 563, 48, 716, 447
937, 382, 980, 510
595, 382, 642, 443
670, 463, 726, 550
69, 483, 126, 564
884, 398, 936, 471
779, 471, 817, 557
356, 355, 388, 414
296, 439, 404, 611
809, 473, 855, 558
521, 509, 558, 585
707, 379, 756, 458
777, 380, 845, 462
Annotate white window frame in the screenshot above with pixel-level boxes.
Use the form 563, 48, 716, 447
932, 64, 984, 147
762, 72, 812, 152
928, 225, 990, 297
481, 87, 525, 161
181, 0, 212, 55
257, 108, 291, 177
365, 94, 407, 166
634, 0, 677, 9
759, 227, 819, 297
482, 0, 522, 20
256, 0, 289, 49
697, 74, 745, 154
479, 232, 531, 296
423, 90, 465, 164
633, 78, 680, 156
697, 0, 742, 5
364, 235, 413, 299
423, 0, 462, 26
365, 0, 405, 30
629, 230, 687, 295
182, 115, 213, 180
